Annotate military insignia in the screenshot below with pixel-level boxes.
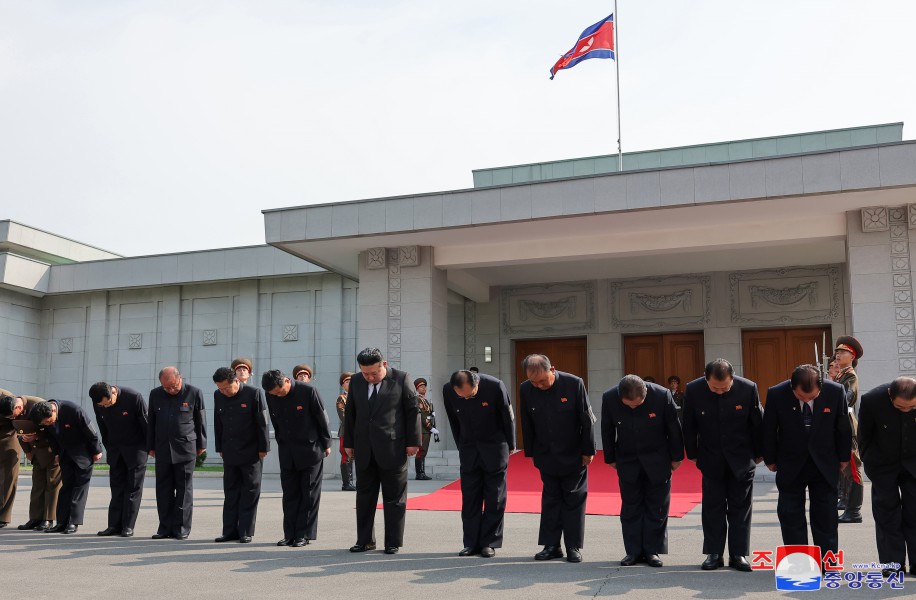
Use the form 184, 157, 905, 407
560, 397, 568, 403
649, 413, 656, 418
481, 402, 489, 407
241, 404, 247, 408
296, 406, 303, 410
823, 408, 831, 413
122, 411, 129, 416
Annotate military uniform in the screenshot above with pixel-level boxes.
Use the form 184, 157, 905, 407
336, 392, 355, 490
602, 382, 685, 558
214, 383, 269, 539
520, 371, 596, 552
18, 396, 61, 528
442, 373, 516, 550
416, 395, 435, 479
835, 366, 864, 520
0, 387, 18, 525
94, 386, 149, 533
147, 382, 207, 538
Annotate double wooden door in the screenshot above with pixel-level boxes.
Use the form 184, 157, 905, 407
623, 332, 705, 387
742, 326, 832, 405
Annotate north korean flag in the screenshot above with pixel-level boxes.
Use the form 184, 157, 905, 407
549, 14, 615, 80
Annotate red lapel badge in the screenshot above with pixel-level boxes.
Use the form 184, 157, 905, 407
241, 404, 247, 408
481, 402, 489, 407
122, 411, 129, 416
64, 424, 71, 428
560, 397, 568, 403
735, 405, 742, 410
182, 402, 189, 407
823, 407, 831, 413
649, 413, 657, 418
296, 406, 303, 411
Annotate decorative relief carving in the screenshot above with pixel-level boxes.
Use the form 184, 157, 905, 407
748, 282, 818, 309
611, 276, 710, 330
502, 282, 595, 335
889, 207, 907, 223
398, 246, 419, 267
367, 247, 387, 270
128, 334, 142, 350
729, 266, 840, 325
889, 207, 916, 374
202, 330, 217, 346
59, 338, 73, 353
282, 325, 298, 342
861, 207, 889, 232
908, 204, 916, 229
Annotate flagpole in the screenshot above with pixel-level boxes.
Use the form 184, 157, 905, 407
614, 0, 622, 172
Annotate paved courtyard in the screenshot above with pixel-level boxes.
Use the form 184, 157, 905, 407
0, 468, 908, 599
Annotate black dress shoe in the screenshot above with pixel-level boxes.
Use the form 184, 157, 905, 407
34, 521, 52, 531
63, 524, 78, 534
458, 547, 481, 557
566, 547, 583, 563
480, 547, 495, 558
18, 519, 41, 530
349, 543, 376, 552
647, 554, 663, 568
729, 556, 752, 572
292, 538, 308, 547
620, 554, 642, 566
215, 535, 240, 543
174, 534, 189, 540
239, 536, 252, 544
341, 483, 356, 491
838, 511, 863, 523
46, 524, 67, 533
702, 554, 724, 570
416, 473, 432, 481
98, 527, 119, 536
0, 522, 7, 528
277, 538, 291, 546
152, 532, 173, 540
534, 546, 564, 561
384, 546, 399, 554
121, 529, 134, 537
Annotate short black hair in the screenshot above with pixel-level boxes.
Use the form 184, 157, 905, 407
889, 376, 916, 401
667, 375, 681, 385
0, 395, 17, 417
261, 369, 286, 392
29, 401, 54, 425
468, 366, 479, 373
88, 382, 113, 405
790, 364, 822, 393
619, 375, 648, 400
356, 348, 384, 367
212, 367, 236, 384
704, 359, 735, 381
450, 370, 480, 389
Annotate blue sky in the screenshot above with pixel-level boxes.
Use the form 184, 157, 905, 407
1, 0, 913, 256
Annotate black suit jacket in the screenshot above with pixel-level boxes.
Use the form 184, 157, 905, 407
215, 384, 270, 466
763, 379, 852, 487
682, 376, 763, 479
266, 381, 329, 470
442, 373, 516, 473
601, 382, 685, 485
147, 383, 207, 464
93, 386, 149, 469
520, 371, 596, 476
45, 400, 103, 471
858, 383, 916, 480
343, 367, 421, 471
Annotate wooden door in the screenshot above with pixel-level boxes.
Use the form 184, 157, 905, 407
623, 332, 705, 386
742, 326, 832, 405
513, 337, 588, 448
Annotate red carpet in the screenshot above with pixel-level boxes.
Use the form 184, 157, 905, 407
406, 451, 703, 517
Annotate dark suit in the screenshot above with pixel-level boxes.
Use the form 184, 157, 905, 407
215, 383, 270, 538
344, 367, 421, 548
18, 396, 61, 523
520, 371, 596, 549
266, 381, 329, 540
94, 386, 148, 531
443, 374, 516, 549
43, 400, 103, 527
682, 376, 763, 556
147, 383, 207, 537
763, 380, 852, 557
602, 382, 684, 556
858, 383, 916, 569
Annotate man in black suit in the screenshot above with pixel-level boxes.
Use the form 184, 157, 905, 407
263, 369, 329, 548
29, 399, 103, 534
764, 364, 851, 564
682, 359, 763, 572
443, 369, 516, 558
90, 382, 148, 538
344, 348, 421, 555
858, 376, 916, 576
213, 367, 270, 544
602, 375, 684, 568
520, 354, 596, 563
147, 366, 207, 540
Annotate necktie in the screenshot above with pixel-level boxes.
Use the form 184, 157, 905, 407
369, 384, 377, 404
802, 402, 813, 432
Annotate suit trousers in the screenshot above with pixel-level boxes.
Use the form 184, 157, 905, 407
700, 461, 755, 556
619, 466, 671, 556
776, 456, 838, 556
871, 469, 916, 569
538, 466, 588, 549
459, 458, 508, 549
29, 446, 61, 521
108, 454, 146, 530
355, 452, 408, 548
57, 457, 93, 526
279, 460, 322, 540
155, 459, 195, 537
0, 443, 19, 523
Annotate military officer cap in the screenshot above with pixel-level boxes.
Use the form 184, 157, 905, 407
231, 357, 253, 372
413, 378, 427, 388
834, 336, 864, 366
293, 364, 313, 379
